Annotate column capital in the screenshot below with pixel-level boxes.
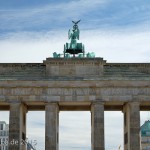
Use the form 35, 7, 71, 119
45, 102, 59, 113
9, 102, 27, 110
129, 101, 140, 105
123, 101, 140, 108
123, 102, 140, 112
45, 102, 59, 107
8, 101, 21, 105
45, 102, 58, 104
91, 101, 104, 106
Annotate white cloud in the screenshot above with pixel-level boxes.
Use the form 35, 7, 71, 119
59, 112, 91, 150
0, 29, 150, 63
82, 30, 150, 62
27, 112, 45, 150
0, 111, 9, 123
105, 112, 123, 150
0, 21, 150, 150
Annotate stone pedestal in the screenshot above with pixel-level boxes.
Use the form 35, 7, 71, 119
44, 58, 106, 77
9, 102, 27, 150
45, 103, 59, 150
91, 102, 104, 150
123, 102, 140, 150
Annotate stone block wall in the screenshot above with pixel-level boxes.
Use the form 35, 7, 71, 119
44, 58, 106, 77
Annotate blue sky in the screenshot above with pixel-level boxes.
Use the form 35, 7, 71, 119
1, 0, 150, 33
0, 0, 150, 150
0, 0, 150, 62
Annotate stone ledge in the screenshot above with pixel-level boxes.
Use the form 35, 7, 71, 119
44, 57, 106, 77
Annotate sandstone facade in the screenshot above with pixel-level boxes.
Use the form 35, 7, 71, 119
0, 58, 150, 150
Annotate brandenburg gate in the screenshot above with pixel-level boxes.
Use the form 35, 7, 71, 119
0, 21, 150, 150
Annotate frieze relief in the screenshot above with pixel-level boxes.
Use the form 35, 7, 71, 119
99, 87, 150, 96
0, 87, 150, 98
45, 61, 105, 65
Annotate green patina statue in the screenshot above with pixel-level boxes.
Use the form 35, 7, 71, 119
53, 21, 95, 58
64, 20, 85, 57
68, 20, 80, 42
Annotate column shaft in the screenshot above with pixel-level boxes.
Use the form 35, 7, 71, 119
45, 103, 59, 150
123, 102, 140, 150
9, 103, 27, 150
91, 102, 104, 150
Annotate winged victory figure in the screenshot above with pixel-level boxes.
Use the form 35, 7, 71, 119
68, 20, 81, 40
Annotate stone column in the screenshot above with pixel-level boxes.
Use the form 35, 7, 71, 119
91, 102, 104, 150
123, 102, 140, 150
9, 102, 27, 150
45, 103, 59, 150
